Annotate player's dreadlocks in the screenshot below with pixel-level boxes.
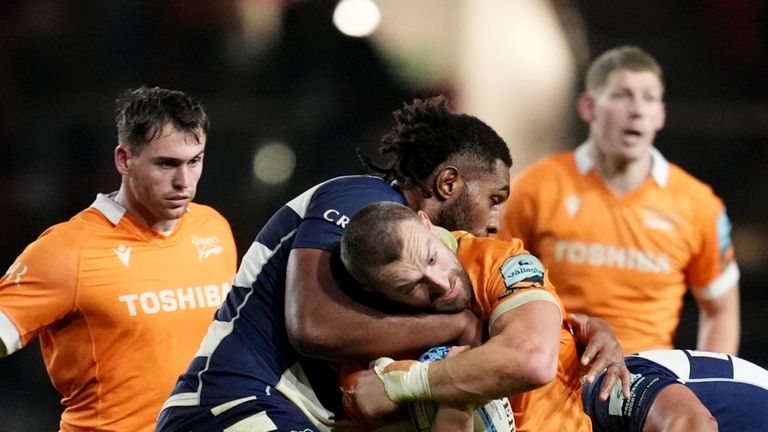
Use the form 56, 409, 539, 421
360, 95, 512, 197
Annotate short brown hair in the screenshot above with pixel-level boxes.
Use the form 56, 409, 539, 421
340, 202, 419, 288
115, 86, 209, 151
585, 46, 663, 92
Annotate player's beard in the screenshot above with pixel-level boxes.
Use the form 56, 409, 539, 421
433, 187, 475, 234
432, 266, 473, 313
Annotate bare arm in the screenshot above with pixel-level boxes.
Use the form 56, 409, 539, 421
351, 300, 561, 421
429, 346, 476, 431
285, 248, 481, 362
426, 299, 561, 404
696, 285, 740, 355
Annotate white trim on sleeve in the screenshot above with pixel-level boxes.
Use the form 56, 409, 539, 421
488, 289, 562, 330
0, 309, 22, 356
697, 261, 740, 301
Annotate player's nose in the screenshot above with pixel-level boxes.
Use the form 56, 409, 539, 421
424, 268, 451, 297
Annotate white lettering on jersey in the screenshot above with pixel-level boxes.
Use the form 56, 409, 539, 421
554, 240, 671, 273
118, 282, 232, 316
192, 236, 223, 261
113, 245, 131, 267
5, 262, 28, 284
322, 209, 350, 228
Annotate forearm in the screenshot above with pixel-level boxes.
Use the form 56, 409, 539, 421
428, 331, 555, 404
286, 246, 475, 361
697, 308, 740, 354
696, 287, 740, 355
291, 307, 472, 361
426, 302, 561, 404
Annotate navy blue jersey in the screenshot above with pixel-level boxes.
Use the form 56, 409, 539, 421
583, 349, 768, 432
160, 176, 405, 429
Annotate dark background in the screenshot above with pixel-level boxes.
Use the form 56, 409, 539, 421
0, 1, 766, 429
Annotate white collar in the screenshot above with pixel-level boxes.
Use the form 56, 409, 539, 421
90, 192, 126, 226
574, 141, 670, 187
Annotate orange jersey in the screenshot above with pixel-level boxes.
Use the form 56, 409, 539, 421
453, 232, 591, 432
499, 143, 739, 353
0, 194, 237, 432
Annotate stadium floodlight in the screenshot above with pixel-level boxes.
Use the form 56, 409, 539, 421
332, 0, 381, 38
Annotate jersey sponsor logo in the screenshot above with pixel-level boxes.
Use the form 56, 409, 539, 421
118, 282, 232, 316
498, 254, 545, 299
192, 236, 223, 261
641, 209, 674, 231
5, 261, 28, 284
554, 240, 672, 273
113, 245, 131, 267
564, 195, 581, 218
323, 209, 350, 228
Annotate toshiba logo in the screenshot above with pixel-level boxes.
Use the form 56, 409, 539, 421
118, 282, 231, 316
554, 240, 671, 273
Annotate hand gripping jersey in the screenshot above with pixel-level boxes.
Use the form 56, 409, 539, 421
583, 349, 768, 431
453, 232, 591, 432
0, 194, 237, 432
499, 142, 739, 353
160, 176, 406, 431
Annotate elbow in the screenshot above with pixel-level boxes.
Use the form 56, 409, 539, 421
522, 350, 558, 389
525, 350, 558, 388
501, 344, 558, 392
287, 318, 320, 356
286, 317, 339, 360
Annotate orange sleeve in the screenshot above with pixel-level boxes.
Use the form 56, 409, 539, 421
684, 188, 737, 297
0, 224, 79, 351
455, 234, 563, 326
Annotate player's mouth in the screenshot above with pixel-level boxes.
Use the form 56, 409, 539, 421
622, 128, 643, 138
166, 194, 190, 204
440, 279, 460, 302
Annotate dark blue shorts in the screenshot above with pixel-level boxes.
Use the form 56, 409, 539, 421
156, 395, 323, 432
582, 350, 768, 432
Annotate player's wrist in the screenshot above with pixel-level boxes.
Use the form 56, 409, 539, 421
373, 357, 431, 403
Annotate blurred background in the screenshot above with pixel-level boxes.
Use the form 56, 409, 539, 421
0, 0, 766, 429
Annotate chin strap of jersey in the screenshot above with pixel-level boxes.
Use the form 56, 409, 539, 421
373, 357, 432, 403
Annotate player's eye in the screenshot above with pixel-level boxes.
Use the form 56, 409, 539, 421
158, 160, 177, 169
643, 93, 660, 103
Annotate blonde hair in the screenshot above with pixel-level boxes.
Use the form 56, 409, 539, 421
585, 45, 663, 92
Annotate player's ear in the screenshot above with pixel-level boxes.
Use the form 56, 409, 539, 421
577, 92, 595, 123
417, 210, 434, 229
114, 145, 131, 175
434, 166, 462, 201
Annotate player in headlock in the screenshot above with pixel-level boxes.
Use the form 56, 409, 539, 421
340, 202, 768, 432
157, 96, 626, 431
